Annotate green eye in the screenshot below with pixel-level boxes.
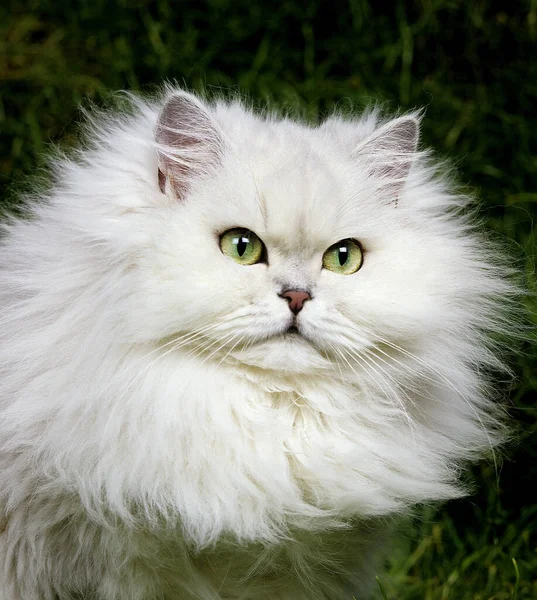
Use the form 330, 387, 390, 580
322, 239, 363, 275
219, 228, 264, 265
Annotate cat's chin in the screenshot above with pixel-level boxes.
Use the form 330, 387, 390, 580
230, 333, 331, 374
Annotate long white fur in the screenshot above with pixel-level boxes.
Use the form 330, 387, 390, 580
0, 87, 517, 599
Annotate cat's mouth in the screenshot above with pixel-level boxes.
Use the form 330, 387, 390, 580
280, 323, 315, 344
228, 320, 327, 373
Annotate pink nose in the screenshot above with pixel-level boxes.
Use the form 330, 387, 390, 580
281, 290, 311, 315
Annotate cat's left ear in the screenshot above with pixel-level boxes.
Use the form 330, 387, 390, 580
353, 115, 419, 204
155, 92, 223, 200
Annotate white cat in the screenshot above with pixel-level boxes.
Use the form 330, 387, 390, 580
0, 87, 516, 599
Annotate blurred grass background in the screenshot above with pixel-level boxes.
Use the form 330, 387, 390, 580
0, 0, 536, 598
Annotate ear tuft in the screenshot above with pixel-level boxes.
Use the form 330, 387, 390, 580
155, 93, 223, 199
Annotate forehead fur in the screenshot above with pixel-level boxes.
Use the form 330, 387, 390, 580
194, 102, 389, 249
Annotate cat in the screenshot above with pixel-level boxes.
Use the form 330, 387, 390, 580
0, 87, 516, 599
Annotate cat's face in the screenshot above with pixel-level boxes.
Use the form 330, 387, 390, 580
128, 93, 458, 376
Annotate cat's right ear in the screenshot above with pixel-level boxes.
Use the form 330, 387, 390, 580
352, 114, 420, 205
155, 93, 223, 200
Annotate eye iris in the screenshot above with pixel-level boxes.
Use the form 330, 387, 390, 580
220, 229, 264, 265
322, 239, 362, 275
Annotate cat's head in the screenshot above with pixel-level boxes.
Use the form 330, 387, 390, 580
120, 91, 498, 379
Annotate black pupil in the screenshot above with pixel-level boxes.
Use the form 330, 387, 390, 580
338, 245, 349, 266
236, 235, 249, 256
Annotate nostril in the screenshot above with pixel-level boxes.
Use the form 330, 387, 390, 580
280, 290, 311, 315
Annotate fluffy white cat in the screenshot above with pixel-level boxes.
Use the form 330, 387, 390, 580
0, 87, 516, 599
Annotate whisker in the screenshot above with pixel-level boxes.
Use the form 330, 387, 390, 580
217, 334, 247, 367
190, 331, 243, 365
112, 321, 229, 388
325, 341, 345, 381
342, 344, 416, 431
343, 319, 501, 469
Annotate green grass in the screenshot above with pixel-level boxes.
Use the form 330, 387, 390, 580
1, 1, 536, 598
380, 501, 537, 598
